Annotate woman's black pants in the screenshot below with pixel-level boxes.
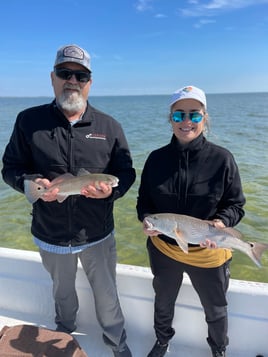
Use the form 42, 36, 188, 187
147, 238, 230, 352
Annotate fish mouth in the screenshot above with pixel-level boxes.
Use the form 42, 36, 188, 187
144, 218, 154, 230
111, 178, 119, 187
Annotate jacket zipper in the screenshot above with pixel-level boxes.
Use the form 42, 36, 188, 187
177, 151, 189, 209
67, 124, 74, 243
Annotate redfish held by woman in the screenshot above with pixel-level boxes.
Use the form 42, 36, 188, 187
144, 213, 268, 267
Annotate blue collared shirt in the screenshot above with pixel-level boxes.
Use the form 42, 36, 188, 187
33, 232, 112, 254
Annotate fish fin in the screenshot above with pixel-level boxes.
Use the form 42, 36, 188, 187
56, 194, 68, 203
249, 242, 268, 268
174, 229, 189, 254
24, 180, 46, 204
77, 168, 91, 176
51, 173, 74, 185
222, 227, 243, 239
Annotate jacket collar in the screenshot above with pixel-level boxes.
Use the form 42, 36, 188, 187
51, 99, 92, 124
171, 133, 206, 153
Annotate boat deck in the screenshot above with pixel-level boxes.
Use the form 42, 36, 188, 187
0, 248, 267, 356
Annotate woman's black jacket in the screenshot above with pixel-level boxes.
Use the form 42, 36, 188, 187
137, 134, 245, 231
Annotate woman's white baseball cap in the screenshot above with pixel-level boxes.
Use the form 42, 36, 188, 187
170, 85, 207, 109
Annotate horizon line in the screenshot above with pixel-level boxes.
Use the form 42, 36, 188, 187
0, 90, 268, 99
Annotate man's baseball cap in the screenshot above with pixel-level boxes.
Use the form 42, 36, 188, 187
170, 85, 206, 109
54, 44, 91, 72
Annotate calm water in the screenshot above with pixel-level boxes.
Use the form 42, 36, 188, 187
1, 94, 268, 283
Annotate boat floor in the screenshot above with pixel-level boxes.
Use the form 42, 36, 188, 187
0, 314, 256, 357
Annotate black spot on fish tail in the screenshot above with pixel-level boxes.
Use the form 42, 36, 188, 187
24, 180, 46, 204
250, 242, 268, 268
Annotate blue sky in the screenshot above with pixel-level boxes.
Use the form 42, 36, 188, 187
0, 0, 268, 96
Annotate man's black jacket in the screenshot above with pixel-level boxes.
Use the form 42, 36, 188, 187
2, 101, 136, 246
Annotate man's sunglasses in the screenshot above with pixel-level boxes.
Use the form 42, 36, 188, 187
54, 68, 91, 83
171, 111, 203, 123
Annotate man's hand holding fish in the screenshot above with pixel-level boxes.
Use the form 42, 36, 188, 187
80, 181, 113, 199
34, 178, 60, 202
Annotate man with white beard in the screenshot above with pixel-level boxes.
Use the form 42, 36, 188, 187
2, 44, 135, 357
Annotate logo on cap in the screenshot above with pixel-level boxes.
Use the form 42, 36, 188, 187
182, 86, 193, 93
63, 46, 84, 60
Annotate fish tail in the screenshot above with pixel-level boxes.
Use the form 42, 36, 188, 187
249, 242, 268, 268
24, 180, 45, 204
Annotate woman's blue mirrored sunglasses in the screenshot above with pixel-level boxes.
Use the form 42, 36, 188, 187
171, 111, 203, 123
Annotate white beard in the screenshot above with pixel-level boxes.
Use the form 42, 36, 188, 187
57, 88, 86, 115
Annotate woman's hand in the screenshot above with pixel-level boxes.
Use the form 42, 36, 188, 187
200, 239, 218, 249
200, 219, 226, 248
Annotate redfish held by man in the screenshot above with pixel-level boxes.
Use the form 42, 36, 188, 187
24, 169, 119, 204
144, 213, 268, 268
